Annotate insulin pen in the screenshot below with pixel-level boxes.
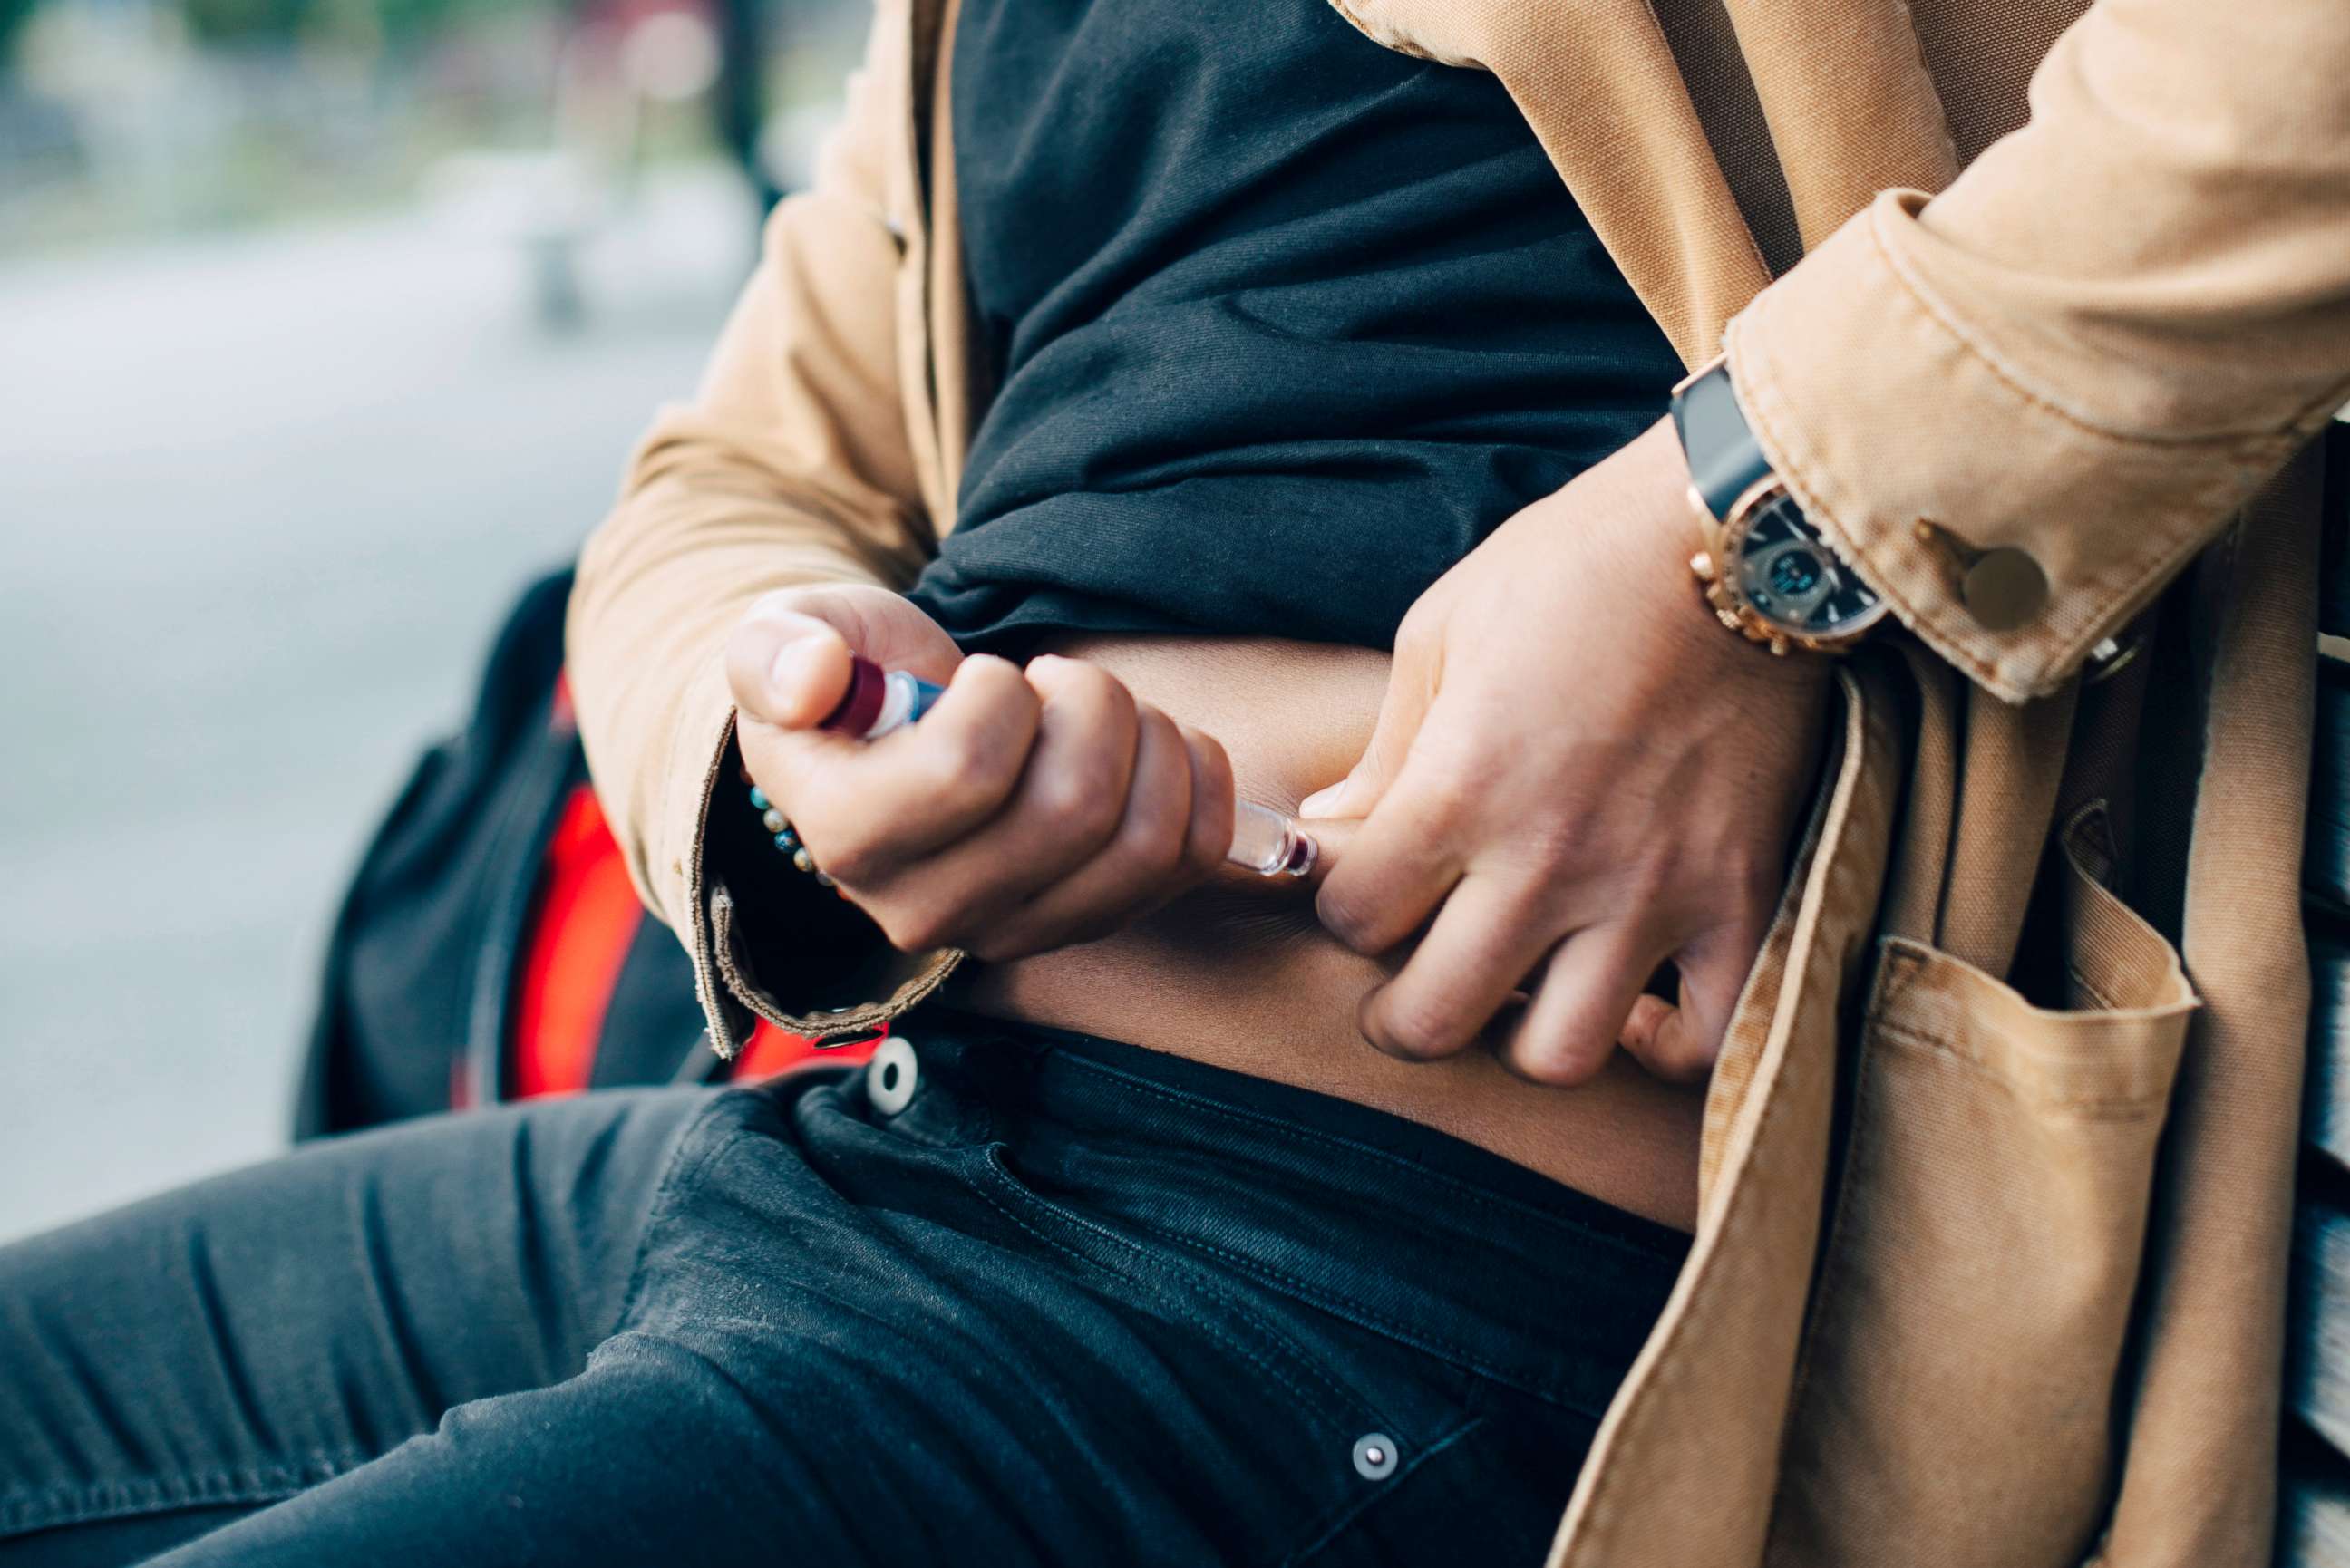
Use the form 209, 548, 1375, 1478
820, 656, 1319, 879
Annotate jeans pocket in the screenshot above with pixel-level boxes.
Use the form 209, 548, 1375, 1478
966, 1146, 1522, 1565
969, 1147, 1426, 1442
1766, 805, 2199, 1568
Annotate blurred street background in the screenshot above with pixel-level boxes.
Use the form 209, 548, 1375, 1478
0, 0, 859, 1240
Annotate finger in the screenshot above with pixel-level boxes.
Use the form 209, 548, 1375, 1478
973, 704, 1195, 958
1312, 739, 1472, 955
1355, 872, 1556, 1061
727, 608, 853, 730
767, 653, 1039, 875
1618, 994, 1675, 1060
853, 654, 1140, 936
1297, 609, 1441, 825
1176, 724, 1238, 883
1623, 921, 1762, 1083
1290, 812, 1357, 892
743, 586, 964, 684
1499, 924, 1665, 1087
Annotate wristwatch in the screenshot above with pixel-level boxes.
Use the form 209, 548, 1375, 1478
1669, 359, 1889, 656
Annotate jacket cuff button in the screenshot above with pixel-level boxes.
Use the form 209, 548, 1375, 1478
1960, 547, 2048, 631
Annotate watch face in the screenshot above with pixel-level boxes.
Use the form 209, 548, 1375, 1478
1730, 488, 1886, 642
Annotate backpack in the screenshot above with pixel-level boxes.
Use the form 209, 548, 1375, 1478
293, 568, 711, 1137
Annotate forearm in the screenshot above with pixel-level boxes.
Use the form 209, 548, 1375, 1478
567, 0, 936, 934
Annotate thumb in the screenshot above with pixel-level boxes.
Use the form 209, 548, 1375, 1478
726, 606, 854, 731
1298, 635, 1442, 823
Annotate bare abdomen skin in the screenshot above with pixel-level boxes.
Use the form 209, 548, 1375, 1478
944, 633, 1704, 1232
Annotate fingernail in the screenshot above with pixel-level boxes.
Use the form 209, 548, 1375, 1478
1298, 783, 1347, 820
768, 638, 829, 702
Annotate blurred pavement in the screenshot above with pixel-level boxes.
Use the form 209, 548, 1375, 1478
0, 170, 753, 1241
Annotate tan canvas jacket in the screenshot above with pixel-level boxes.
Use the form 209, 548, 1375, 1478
568, 0, 2350, 1561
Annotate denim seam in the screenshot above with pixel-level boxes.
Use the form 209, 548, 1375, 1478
0, 1454, 367, 1537
971, 1156, 1372, 1433
1147, 1226, 1616, 1418
1044, 1050, 1683, 1266
1279, 1415, 1488, 1568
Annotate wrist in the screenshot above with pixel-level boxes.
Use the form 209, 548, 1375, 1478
1630, 418, 1835, 699
1666, 541, 1837, 701
1669, 360, 1889, 657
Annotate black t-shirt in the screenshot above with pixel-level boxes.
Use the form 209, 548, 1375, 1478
905, 0, 1682, 653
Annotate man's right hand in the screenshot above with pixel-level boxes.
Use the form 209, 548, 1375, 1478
725, 586, 1237, 961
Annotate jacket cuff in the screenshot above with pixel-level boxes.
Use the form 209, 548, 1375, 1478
660, 656, 959, 1057
1724, 193, 2307, 703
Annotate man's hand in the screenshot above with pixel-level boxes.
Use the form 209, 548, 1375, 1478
1302, 419, 1831, 1086
724, 586, 1236, 963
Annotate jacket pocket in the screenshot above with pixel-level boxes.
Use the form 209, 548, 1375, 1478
1765, 806, 2199, 1568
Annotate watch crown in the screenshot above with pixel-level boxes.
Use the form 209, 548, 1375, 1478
1690, 550, 1717, 583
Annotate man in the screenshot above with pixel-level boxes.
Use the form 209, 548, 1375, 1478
0, 1, 2334, 1564
589, 0, 2334, 1560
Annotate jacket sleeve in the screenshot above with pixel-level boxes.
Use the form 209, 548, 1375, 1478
1724, 0, 2350, 702
567, 0, 938, 1036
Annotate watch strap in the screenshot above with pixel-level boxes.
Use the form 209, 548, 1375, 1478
1670, 360, 1774, 524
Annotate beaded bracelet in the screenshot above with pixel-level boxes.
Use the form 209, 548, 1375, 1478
738, 765, 836, 889
735, 658, 944, 896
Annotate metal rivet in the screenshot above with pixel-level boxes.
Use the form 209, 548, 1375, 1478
2085, 629, 2145, 685
867, 1036, 918, 1116
1352, 1433, 1398, 1480
1960, 547, 2048, 632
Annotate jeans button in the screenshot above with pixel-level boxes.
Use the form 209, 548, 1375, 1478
1352, 1433, 1398, 1480
867, 1036, 918, 1116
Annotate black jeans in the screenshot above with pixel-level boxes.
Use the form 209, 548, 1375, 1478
0, 1012, 1686, 1566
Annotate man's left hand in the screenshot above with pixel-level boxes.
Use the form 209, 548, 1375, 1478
1302, 418, 1832, 1086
